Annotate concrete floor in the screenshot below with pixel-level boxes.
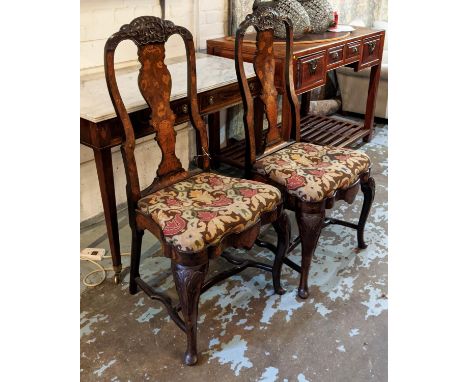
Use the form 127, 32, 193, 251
80, 121, 388, 381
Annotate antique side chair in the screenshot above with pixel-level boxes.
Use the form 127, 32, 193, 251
234, 3, 375, 299
104, 16, 291, 365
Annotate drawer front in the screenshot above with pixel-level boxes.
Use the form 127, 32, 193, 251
198, 79, 256, 114
296, 51, 326, 90
327, 45, 345, 69
345, 41, 361, 63
211, 46, 255, 62
361, 36, 381, 67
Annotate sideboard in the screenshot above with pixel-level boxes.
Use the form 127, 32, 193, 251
206, 27, 385, 168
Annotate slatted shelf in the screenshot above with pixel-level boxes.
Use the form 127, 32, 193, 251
299, 115, 369, 147
214, 115, 369, 168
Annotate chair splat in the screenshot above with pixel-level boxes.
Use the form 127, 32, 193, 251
253, 29, 281, 149
137, 43, 183, 178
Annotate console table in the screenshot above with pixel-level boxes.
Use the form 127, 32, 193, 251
80, 53, 257, 283
206, 26, 385, 167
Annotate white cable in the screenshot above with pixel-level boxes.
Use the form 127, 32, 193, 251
80, 253, 131, 288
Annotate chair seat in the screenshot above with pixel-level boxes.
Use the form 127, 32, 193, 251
138, 172, 282, 253
254, 142, 371, 203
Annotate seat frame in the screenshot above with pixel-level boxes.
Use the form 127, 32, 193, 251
104, 16, 290, 365
234, 2, 375, 299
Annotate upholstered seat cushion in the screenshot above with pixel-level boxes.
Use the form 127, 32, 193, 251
254, 142, 370, 203
137, 173, 282, 253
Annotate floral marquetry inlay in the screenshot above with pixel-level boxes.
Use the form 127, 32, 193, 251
254, 30, 280, 146
137, 44, 182, 177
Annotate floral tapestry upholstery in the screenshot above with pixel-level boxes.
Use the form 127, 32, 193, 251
137, 173, 282, 253
254, 142, 370, 202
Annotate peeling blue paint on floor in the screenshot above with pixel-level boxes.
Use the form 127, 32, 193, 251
93, 359, 116, 377
258, 366, 279, 382
136, 307, 163, 323
261, 290, 305, 324
349, 328, 359, 337
314, 302, 332, 317
80, 313, 108, 338
208, 335, 253, 376
80, 123, 388, 381
362, 284, 388, 320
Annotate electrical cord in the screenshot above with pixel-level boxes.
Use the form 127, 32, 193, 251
80, 253, 130, 287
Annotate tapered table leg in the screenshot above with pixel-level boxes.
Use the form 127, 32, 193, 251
281, 92, 292, 141
300, 91, 311, 117
92, 147, 122, 283
208, 112, 221, 169
363, 63, 382, 142
254, 97, 264, 154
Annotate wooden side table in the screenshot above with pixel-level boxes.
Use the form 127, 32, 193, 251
206, 27, 385, 168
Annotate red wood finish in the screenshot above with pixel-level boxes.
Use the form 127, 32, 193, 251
326, 44, 345, 70
344, 41, 361, 63
359, 35, 383, 70
92, 147, 122, 277
296, 51, 326, 91
207, 26, 385, 149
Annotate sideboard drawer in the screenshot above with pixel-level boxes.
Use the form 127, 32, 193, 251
327, 45, 345, 69
198, 79, 257, 114
296, 51, 326, 90
361, 36, 381, 67
199, 91, 234, 114
345, 41, 361, 63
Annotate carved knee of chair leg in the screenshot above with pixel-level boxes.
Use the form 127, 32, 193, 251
296, 208, 325, 299
172, 261, 208, 366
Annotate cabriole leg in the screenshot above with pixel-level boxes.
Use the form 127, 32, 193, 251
357, 176, 376, 249
295, 209, 325, 299
172, 261, 208, 366
129, 229, 144, 294
272, 210, 291, 295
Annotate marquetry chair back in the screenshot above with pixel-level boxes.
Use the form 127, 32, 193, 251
235, 2, 300, 174
104, 16, 209, 210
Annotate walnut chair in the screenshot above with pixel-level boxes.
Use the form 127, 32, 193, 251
104, 16, 291, 365
234, 3, 375, 299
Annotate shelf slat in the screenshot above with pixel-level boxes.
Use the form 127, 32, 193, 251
214, 115, 369, 168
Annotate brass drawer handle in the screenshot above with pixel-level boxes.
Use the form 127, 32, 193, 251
208, 95, 215, 105
308, 59, 318, 75
181, 104, 188, 114
351, 46, 358, 54
331, 51, 339, 60
367, 41, 377, 54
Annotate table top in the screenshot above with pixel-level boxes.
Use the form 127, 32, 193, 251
208, 26, 385, 58
80, 53, 255, 123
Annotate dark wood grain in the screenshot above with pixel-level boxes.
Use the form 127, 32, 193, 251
208, 25, 385, 150
172, 262, 208, 366
103, 15, 291, 366
82, 34, 259, 278
235, 2, 300, 176
138, 43, 183, 178
92, 147, 122, 281
234, 8, 377, 299
254, 30, 281, 149
295, 206, 325, 299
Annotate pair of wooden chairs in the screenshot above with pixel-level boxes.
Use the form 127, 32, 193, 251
104, 4, 374, 366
